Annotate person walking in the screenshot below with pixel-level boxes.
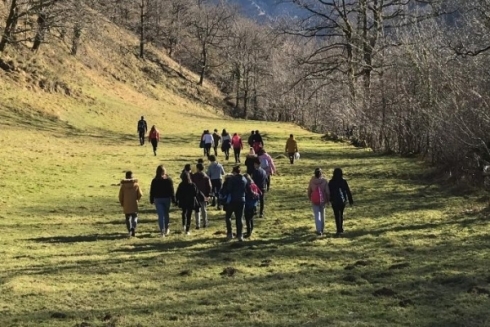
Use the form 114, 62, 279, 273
176, 172, 204, 235
221, 129, 232, 160
328, 168, 354, 237
118, 171, 143, 237
231, 133, 243, 164
202, 130, 214, 158
149, 165, 175, 237
256, 148, 276, 192
191, 163, 212, 229
180, 164, 192, 182
244, 174, 261, 238
207, 155, 226, 210
252, 158, 268, 218
307, 168, 331, 236
253, 130, 264, 152
200, 130, 206, 156
148, 125, 160, 156
212, 129, 221, 156
224, 165, 248, 241
244, 147, 258, 175
247, 131, 255, 147
137, 116, 148, 146
285, 134, 299, 164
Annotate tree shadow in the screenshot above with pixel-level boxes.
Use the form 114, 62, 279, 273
28, 233, 127, 243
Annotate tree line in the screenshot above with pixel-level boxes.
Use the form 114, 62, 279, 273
1, 0, 490, 180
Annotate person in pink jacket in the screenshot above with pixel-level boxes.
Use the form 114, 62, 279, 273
256, 148, 276, 192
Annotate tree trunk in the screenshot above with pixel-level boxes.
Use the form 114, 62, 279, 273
32, 12, 47, 51
139, 0, 145, 59
70, 23, 82, 56
0, 0, 19, 52
198, 45, 207, 85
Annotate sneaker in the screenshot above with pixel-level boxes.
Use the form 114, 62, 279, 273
165, 228, 170, 236
186, 231, 191, 236
131, 229, 136, 237
128, 231, 132, 238
196, 226, 200, 230
226, 233, 233, 240
161, 232, 166, 238
259, 214, 264, 218
238, 236, 244, 242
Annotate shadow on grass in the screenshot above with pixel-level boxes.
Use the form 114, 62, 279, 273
28, 233, 127, 243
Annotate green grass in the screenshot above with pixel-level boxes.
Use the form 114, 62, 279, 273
1, 109, 490, 327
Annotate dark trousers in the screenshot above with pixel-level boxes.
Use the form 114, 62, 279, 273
233, 148, 241, 163
211, 179, 222, 206
225, 202, 245, 237
138, 131, 145, 145
151, 139, 158, 153
125, 213, 138, 232
213, 145, 218, 156
181, 208, 192, 232
288, 152, 295, 164
223, 148, 230, 160
204, 143, 212, 157
331, 203, 346, 233
258, 191, 265, 216
266, 175, 271, 191
244, 208, 254, 235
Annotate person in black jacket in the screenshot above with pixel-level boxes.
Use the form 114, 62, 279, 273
150, 165, 175, 237
137, 116, 147, 145
225, 165, 249, 241
252, 158, 268, 218
176, 171, 203, 235
328, 168, 354, 236
247, 131, 255, 147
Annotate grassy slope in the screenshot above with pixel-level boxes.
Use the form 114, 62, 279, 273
1, 6, 490, 327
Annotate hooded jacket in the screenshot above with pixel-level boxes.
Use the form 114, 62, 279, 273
307, 177, 330, 205
285, 137, 298, 153
257, 152, 276, 176
191, 171, 212, 197
119, 179, 143, 214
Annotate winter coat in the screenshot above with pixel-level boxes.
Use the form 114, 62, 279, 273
253, 133, 264, 146
232, 135, 243, 149
191, 171, 212, 198
212, 133, 221, 146
222, 134, 231, 150
176, 182, 202, 210
150, 175, 175, 203
307, 177, 330, 205
119, 179, 143, 214
257, 153, 276, 176
227, 174, 248, 204
252, 167, 268, 192
328, 178, 353, 206
137, 119, 147, 132
245, 154, 258, 175
207, 162, 225, 180
285, 137, 298, 153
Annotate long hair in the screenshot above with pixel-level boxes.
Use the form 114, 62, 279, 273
150, 125, 156, 133
182, 171, 192, 184
155, 165, 166, 178
332, 168, 343, 180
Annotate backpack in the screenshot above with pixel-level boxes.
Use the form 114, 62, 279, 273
250, 183, 262, 200
311, 186, 324, 205
138, 120, 145, 131
260, 156, 269, 170
337, 187, 348, 204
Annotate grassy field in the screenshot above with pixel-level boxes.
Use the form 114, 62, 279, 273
1, 102, 490, 327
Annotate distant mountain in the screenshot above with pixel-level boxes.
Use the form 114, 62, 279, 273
231, 0, 298, 20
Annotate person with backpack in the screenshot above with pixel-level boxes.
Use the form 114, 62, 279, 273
252, 158, 268, 218
328, 168, 354, 237
285, 134, 299, 164
191, 163, 212, 229
118, 171, 143, 237
231, 133, 244, 164
202, 130, 214, 158
224, 165, 248, 241
244, 174, 261, 238
307, 168, 331, 236
137, 116, 148, 146
218, 173, 233, 211
253, 130, 264, 151
149, 165, 175, 237
245, 147, 258, 175
256, 148, 276, 192
221, 129, 231, 160
176, 171, 204, 235
207, 155, 226, 210
148, 125, 160, 156
247, 131, 255, 147
212, 129, 221, 156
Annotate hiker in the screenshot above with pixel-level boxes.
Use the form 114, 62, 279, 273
194, 158, 205, 173
307, 168, 331, 236
207, 155, 226, 210
252, 158, 268, 218
231, 133, 244, 164
257, 148, 276, 191
224, 165, 248, 241
180, 164, 192, 181
253, 130, 264, 152
245, 147, 258, 175
244, 174, 261, 238
191, 163, 212, 229
328, 168, 354, 236
148, 125, 160, 156
212, 129, 221, 156
247, 131, 255, 147
202, 130, 214, 158
149, 165, 175, 237
221, 129, 232, 160
137, 116, 147, 146
200, 130, 206, 156
176, 171, 204, 235
118, 171, 143, 237
285, 134, 299, 164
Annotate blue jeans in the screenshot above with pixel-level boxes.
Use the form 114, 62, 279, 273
154, 198, 171, 231
312, 204, 325, 233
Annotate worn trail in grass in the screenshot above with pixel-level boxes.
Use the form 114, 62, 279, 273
0, 109, 489, 327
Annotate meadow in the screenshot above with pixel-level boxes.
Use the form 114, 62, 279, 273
1, 101, 489, 327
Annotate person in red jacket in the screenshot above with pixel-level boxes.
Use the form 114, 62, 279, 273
148, 125, 160, 156
231, 133, 243, 164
